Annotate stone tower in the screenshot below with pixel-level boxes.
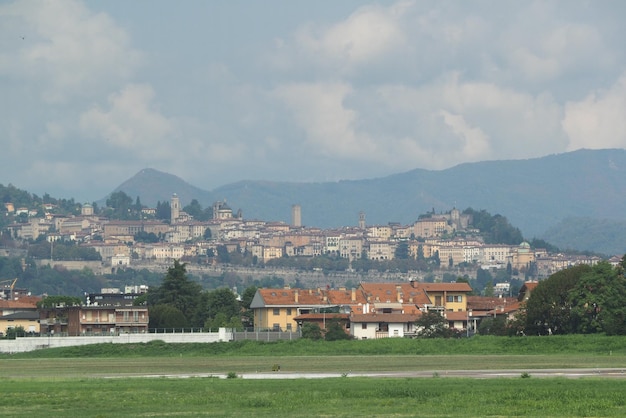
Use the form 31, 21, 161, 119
171, 193, 180, 224
291, 204, 302, 227
359, 211, 366, 229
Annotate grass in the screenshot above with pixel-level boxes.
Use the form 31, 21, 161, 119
1, 377, 626, 417
1, 335, 626, 416
4, 334, 625, 358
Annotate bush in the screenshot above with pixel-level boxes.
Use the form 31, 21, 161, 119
301, 323, 323, 340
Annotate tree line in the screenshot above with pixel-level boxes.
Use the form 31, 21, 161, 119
489, 256, 626, 336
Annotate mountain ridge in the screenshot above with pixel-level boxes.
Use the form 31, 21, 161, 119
107, 149, 626, 254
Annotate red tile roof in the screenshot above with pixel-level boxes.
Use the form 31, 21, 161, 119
350, 313, 421, 323
420, 282, 473, 292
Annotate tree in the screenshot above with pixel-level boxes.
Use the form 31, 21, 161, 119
324, 318, 351, 341
4, 326, 26, 339
569, 261, 626, 335
477, 316, 507, 336
394, 241, 409, 259
149, 304, 189, 329
204, 287, 240, 329
524, 264, 591, 335
105, 191, 136, 220
147, 260, 203, 327
301, 322, 323, 340
414, 311, 456, 338
37, 295, 83, 308
183, 199, 210, 221
240, 286, 257, 329
155, 201, 171, 222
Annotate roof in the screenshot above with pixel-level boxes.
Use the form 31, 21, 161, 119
250, 288, 330, 308
0, 300, 39, 310
0, 311, 39, 320
444, 311, 471, 321
467, 296, 517, 311
420, 283, 473, 292
360, 283, 431, 306
350, 313, 421, 324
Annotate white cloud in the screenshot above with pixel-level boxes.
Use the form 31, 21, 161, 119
79, 84, 175, 159
563, 73, 626, 150
274, 82, 379, 159
439, 110, 490, 159
290, 2, 409, 74
0, 0, 141, 103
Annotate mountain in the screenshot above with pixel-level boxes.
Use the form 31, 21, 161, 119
541, 217, 626, 256
107, 149, 626, 253
107, 168, 215, 208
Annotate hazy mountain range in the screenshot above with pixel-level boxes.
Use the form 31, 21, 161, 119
108, 148, 626, 256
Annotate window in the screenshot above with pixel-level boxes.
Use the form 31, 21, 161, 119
273, 308, 280, 315
361, 323, 367, 329
272, 323, 280, 331
446, 295, 462, 303
286, 323, 292, 331
286, 308, 292, 315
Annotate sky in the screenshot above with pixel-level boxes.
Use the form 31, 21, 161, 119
1, 0, 626, 202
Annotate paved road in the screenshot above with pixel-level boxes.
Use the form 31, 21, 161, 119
110, 368, 626, 379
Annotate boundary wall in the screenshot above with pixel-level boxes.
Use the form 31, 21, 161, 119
0, 328, 232, 354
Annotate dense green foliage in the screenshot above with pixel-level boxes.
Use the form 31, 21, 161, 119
524, 258, 626, 335
323, 318, 352, 341
28, 241, 102, 260
0, 256, 166, 296
37, 295, 82, 308
145, 260, 252, 330
463, 208, 524, 245
301, 322, 323, 340
415, 311, 459, 338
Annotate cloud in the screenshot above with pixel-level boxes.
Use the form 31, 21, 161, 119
273, 82, 379, 159
563, 73, 626, 150
0, 0, 141, 103
79, 84, 176, 159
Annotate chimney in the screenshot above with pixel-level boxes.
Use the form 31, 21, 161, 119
351, 288, 356, 302
294, 289, 299, 303
396, 286, 402, 303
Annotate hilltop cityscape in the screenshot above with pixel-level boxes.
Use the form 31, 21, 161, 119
2, 186, 620, 300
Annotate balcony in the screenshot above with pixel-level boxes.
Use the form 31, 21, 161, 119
39, 318, 68, 326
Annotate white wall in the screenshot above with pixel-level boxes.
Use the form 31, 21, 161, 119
0, 329, 233, 354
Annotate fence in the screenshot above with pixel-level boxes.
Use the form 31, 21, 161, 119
231, 329, 302, 342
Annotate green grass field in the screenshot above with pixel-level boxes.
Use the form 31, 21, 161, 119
2, 377, 626, 417
1, 335, 626, 416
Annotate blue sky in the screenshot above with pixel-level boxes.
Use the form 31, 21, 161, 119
1, 0, 625, 202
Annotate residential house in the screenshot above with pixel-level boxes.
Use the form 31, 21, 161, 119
40, 305, 148, 336
350, 312, 421, 339
0, 298, 41, 335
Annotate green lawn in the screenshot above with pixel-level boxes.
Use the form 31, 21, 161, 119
1, 377, 626, 417
2, 335, 626, 416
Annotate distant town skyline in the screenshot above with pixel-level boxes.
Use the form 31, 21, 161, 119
1, 1, 625, 201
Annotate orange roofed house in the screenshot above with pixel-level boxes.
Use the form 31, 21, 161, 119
250, 281, 474, 337
250, 287, 367, 332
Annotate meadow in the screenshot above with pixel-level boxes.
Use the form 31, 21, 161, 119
1, 335, 626, 417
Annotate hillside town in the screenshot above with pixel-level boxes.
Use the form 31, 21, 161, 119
3, 192, 623, 350
3, 193, 615, 281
